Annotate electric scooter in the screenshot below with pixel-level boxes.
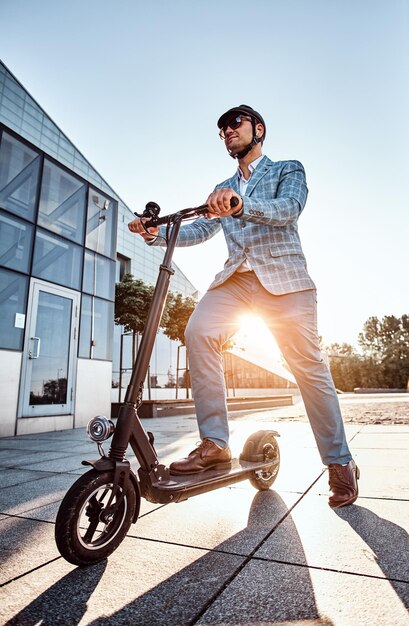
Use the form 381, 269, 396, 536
55, 200, 281, 567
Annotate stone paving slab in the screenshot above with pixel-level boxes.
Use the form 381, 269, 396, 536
0, 467, 53, 488
132, 486, 300, 555
0, 516, 59, 585
197, 559, 409, 626
14, 455, 86, 473
0, 536, 245, 626
359, 424, 409, 434
0, 450, 73, 468
255, 493, 409, 582
0, 474, 81, 516
0, 438, 95, 453
349, 431, 409, 449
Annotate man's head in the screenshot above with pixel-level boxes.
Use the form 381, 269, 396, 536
217, 105, 266, 160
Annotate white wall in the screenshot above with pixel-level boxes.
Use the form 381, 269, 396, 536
0, 350, 21, 436
16, 414, 74, 436
74, 359, 112, 428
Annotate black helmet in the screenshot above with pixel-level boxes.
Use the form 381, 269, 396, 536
217, 104, 266, 159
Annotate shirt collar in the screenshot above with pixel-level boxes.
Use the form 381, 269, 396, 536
237, 155, 264, 181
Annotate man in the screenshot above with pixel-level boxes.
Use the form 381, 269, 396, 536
128, 105, 359, 508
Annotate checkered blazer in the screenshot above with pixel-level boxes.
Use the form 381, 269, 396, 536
150, 155, 316, 295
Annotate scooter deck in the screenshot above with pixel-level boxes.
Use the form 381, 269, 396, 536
139, 457, 278, 504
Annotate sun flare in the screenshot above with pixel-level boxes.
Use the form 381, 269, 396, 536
234, 315, 281, 360
228, 315, 296, 384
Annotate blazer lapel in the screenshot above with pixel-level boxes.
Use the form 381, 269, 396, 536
245, 156, 271, 197
230, 174, 240, 195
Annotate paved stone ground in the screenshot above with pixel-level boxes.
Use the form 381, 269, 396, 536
0, 393, 408, 625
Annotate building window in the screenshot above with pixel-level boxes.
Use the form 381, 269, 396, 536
0, 211, 34, 273
0, 267, 28, 350
116, 254, 130, 282
79, 294, 113, 361
32, 228, 83, 290
85, 188, 117, 259
0, 131, 41, 222
83, 250, 116, 301
38, 159, 86, 244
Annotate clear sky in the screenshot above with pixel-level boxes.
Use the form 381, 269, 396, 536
1, 0, 408, 348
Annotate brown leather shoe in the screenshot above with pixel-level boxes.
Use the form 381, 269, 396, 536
169, 439, 232, 475
328, 460, 360, 508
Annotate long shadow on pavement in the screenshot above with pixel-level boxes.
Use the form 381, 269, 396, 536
335, 504, 409, 610
84, 491, 331, 626
6, 561, 107, 626
2, 491, 336, 625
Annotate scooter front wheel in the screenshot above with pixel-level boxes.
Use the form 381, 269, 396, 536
55, 469, 137, 567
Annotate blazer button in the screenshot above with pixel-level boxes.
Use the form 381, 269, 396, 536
240, 220, 246, 228
244, 246, 249, 253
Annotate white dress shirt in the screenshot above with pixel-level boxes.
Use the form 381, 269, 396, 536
236, 155, 264, 272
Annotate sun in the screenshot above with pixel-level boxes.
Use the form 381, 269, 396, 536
233, 314, 282, 360
227, 314, 296, 383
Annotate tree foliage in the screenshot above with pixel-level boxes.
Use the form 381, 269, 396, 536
358, 314, 409, 389
114, 273, 197, 344
114, 274, 154, 334
326, 314, 409, 391
161, 293, 197, 345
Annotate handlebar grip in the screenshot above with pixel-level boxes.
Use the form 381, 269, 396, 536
142, 196, 240, 229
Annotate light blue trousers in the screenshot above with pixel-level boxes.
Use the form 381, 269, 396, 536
184, 272, 352, 466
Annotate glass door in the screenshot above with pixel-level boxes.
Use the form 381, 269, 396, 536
20, 280, 79, 417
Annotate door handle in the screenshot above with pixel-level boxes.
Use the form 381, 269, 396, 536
29, 336, 41, 359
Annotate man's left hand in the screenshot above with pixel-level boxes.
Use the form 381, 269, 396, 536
205, 189, 243, 219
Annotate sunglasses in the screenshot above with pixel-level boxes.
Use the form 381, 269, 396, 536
219, 115, 252, 139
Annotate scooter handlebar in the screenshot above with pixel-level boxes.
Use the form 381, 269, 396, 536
142, 197, 239, 229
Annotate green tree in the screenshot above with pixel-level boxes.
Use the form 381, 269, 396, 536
161, 293, 197, 345
114, 273, 154, 334
115, 273, 197, 360
326, 343, 363, 391
358, 315, 409, 388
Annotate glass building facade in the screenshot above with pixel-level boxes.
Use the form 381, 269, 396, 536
0, 60, 197, 436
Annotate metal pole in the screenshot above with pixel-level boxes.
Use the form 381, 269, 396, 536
124, 219, 182, 406
119, 333, 124, 403
176, 344, 180, 399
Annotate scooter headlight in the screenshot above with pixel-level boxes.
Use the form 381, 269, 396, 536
87, 416, 115, 443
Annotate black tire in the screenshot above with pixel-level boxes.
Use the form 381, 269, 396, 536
55, 469, 138, 567
241, 430, 280, 491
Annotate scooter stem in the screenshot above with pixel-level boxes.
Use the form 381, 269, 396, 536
125, 218, 182, 405
108, 218, 182, 464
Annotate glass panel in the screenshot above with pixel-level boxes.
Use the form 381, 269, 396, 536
0, 132, 41, 222
83, 250, 115, 301
78, 295, 113, 360
116, 254, 130, 282
82, 250, 94, 295
38, 159, 86, 244
29, 291, 72, 405
0, 268, 28, 350
0, 211, 34, 273
79, 294, 92, 358
32, 229, 83, 290
93, 298, 114, 360
86, 188, 117, 258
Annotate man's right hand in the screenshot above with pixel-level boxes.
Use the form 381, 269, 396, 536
128, 217, 159, 240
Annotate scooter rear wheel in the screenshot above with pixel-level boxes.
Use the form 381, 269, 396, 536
241, 430, 280, 491
55, 469, 137, 566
